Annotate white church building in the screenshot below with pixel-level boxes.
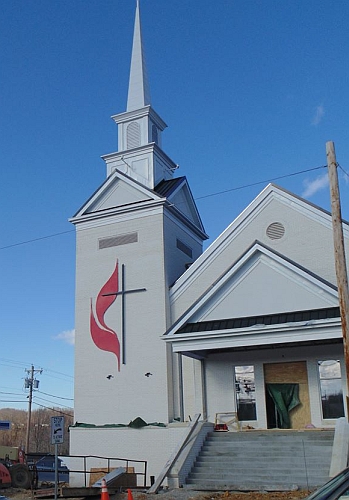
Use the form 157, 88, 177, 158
69, 1, 348, 487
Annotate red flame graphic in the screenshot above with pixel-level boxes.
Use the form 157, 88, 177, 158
90, 261, 120, 371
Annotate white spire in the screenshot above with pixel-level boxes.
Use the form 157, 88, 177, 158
127, 0, 151, 111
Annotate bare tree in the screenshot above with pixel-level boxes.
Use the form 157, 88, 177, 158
0, 407, 73, 454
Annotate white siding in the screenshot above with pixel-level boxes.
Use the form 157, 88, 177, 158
69, 426, 188, 487
74, 212, 169, 425
170, 191, 343, 322
201, 343, 345, 428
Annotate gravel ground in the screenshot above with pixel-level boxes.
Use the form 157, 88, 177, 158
0, 487, 312, 500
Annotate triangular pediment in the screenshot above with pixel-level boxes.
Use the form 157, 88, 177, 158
169, 183, 348, 323
71, 169, 161, 220
165, 178, 205, 233
167, 242, 338, 336
86, 178, 152, 213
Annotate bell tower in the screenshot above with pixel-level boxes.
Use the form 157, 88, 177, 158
102, 0, 175, 188
70, 0, 206, 438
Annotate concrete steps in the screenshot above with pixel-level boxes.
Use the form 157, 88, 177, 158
184, 430, 334, 491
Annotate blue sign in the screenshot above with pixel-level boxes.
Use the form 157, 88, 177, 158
0, 421, 11, 430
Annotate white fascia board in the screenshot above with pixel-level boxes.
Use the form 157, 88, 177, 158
273, 184, 349, 233
111, 105, 167, 131
265, 184, 349, 236
167, 242, 338, 335
101, 143, 177, 171
170, 183, 347, 301
72, 202, 165, 230
167, 180, 206, 235
164, 210, 204, 245
103, 166, 164, 199
165, 318, 342, 352
165, 204, 208, 241
70, 168, 164, 221
170, 184, 276, 299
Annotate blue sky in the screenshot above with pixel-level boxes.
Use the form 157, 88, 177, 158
1, 0, 348, 412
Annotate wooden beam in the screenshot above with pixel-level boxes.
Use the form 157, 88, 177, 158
327, 141, 349, 408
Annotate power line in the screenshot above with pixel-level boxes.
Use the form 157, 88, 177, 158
33, 401, 74, 418
44, 368, 74, 381
338, 163, 349, 178
0, 358, 73, 381
34, 396, 73, 410
37, 390, 73, 401
0, 360, 73, 414
0, 163, 340, 252
195, 165, 327, 201
0, 229, 74, 250
0, 358, 30, 369
0, 400, 28, 403
0, 390, 25, 396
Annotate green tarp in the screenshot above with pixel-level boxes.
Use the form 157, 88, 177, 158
72, 418, 166, 428
266, 383, 300, 429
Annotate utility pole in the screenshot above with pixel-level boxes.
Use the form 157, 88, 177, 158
326, 141, 349, 415
25, 365, 42, 452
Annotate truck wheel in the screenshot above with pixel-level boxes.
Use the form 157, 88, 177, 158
10, 463, 32, 489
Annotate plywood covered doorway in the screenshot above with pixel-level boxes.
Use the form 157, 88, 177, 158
264, 361, 311, 429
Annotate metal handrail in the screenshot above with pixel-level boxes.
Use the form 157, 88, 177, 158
58, 454, 148, 488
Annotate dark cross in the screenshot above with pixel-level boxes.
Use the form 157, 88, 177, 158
102, 263, 146, 365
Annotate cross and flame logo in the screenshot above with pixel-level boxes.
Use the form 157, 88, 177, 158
90, 261, 120, 371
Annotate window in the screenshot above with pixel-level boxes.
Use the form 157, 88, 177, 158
318, 360, 345, 419
234, 365, 256, 421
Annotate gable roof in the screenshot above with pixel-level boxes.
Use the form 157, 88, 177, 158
166, 240, 339, 338
167, 316, 343, 358
70, 168, 160, 223
156, 177, 206, 234
70, 169, 207, 239
169, 183, 348, 322
177, 306, 340, 334
155, 177, 184, 197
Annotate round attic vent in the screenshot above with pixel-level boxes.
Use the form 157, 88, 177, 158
266, 222, 285, 240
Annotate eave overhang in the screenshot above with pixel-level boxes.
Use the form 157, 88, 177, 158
164, 200, 208, 241
163, 317, 343, 354
70, 198, 166, 226
69, 167, 165, 224
111, 105, 167, 131
101, 142, 176, 170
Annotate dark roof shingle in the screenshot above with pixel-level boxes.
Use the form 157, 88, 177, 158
176, 307, 340, 334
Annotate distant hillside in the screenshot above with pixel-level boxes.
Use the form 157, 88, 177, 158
0, 407, 73, 454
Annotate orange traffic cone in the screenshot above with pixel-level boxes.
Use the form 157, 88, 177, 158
101, 479, 110, 500
127, 489, 134, 500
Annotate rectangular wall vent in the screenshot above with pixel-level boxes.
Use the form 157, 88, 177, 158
99, 232, 138, 249
176, 239, 192, 258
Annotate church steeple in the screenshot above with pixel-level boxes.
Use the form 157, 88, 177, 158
127, 0, 150, 111
102, 0, 177, 190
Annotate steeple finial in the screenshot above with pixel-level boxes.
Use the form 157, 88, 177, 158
127, 0, 151, 111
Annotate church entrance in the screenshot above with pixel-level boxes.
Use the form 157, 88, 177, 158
264, 361, 311, 429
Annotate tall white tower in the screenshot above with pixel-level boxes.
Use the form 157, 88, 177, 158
103, 1, 173, 188
70, 0, 207, 433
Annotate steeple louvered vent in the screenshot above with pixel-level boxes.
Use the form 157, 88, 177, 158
266, 222, 285, 240
177, 239, 192, 258
127, 122, 141, 149
99, 232, 138, 249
